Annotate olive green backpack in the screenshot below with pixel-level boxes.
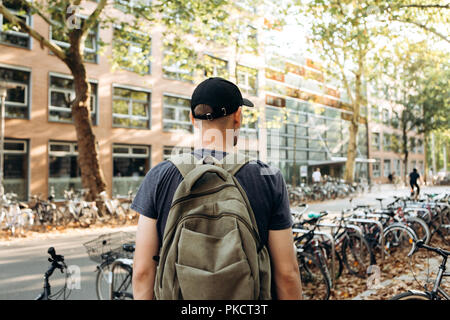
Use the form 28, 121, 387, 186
154, 152, 272, 300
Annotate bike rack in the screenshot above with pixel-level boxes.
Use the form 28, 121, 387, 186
338, 218, 385, 264
292, 228, 336, 288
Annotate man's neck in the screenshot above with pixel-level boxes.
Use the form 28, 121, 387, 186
195, 127, 236, 153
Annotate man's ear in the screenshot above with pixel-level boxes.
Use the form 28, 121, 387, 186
233, 107, 242, 128
190, 111, 196, 127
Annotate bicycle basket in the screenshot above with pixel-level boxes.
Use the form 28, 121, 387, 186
83, 231, 135, 263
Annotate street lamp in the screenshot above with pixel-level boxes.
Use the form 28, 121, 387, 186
0, 81, 16, 197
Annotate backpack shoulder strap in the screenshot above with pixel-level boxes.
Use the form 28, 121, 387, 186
220, 152, 253, 176
168, 153, 198, 178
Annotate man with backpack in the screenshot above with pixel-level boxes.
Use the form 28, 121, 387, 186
131, 77, 302, 300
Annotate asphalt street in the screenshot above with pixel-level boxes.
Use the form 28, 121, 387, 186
0, 184, 448, 300
0, 226, 137, 300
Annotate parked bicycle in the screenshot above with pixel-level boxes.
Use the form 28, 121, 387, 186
83, 231, 135, 300
35, 247, 72, 300
391, 239, 450, 300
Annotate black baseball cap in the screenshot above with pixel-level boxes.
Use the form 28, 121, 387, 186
191, 77, 254, 120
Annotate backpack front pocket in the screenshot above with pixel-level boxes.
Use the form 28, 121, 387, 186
175, 260, 254, 300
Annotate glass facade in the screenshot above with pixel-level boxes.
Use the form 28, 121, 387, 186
264, 57, 368, 183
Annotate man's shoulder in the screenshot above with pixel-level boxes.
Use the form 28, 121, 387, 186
145, 160, 179, 178
237, 159, 284, 183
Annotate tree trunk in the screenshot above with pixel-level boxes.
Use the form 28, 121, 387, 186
423, 133, 429, 184
65, 31, 107, 201
402, 122, 409, 187
344, 67, 362, 183
344, 121, 358, 183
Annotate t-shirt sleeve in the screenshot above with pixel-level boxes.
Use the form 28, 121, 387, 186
130, 162, 165, 219
268, 168, 293, 230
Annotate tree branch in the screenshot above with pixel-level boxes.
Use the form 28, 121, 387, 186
82, 0, 107, 36
393, 18, 450, 43
18, 0, 60, 29
398, 4, 450, 10
0, 3, 67, 60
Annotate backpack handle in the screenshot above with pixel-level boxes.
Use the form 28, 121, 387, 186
184, 165, 228, 191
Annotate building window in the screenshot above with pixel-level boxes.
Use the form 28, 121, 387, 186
163, 145, 193, 160
48, 141, 81, 200
49, 74, 98, 124
162, 94, 193, 133
162, 45, 195, 82
371, 106, 380, 122
0, 0, 31, 48
0, 66, 30, 119
3, 139, 28, 200
113, 144, 150, 197
382, 108, 390, 125
383, 159, 391, 177
416, 139, 423, 153
393, 159, 401, 177
242, 149, 259, 159
409, 137, 416, 153
371, 132, 380, 150
112, 26, 151, 74
236, 64, 258, 96
114, 0, 151, 12
372, 159, 381, 177
203, 54, 229, 79
382, 133, 391, 151
50, 13, 98, 63
391, 111, 399, 128
112, 86, 150, 129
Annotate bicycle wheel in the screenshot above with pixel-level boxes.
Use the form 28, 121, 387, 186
321, 242, 343, 280
297, 251, 330, 300
96, 262, 113, 300
383, 223, 417, 257
110, 261, 133, 300
341, 232, 374, 279
390, 291, 431, 300
406, 216, 431, 245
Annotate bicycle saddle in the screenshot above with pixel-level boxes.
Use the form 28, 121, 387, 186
375, 198, 384, 202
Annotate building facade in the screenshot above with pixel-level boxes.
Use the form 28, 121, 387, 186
367, 93, 426, 184
0, 1, 263, 200
263, 54, 370, 185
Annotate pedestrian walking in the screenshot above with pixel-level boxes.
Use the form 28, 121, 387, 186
409, 168, 421, 199
312, 168, 322, 184
131, 77, 302, 300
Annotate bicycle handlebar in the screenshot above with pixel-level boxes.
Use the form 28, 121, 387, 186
409, 240, 450, 258
48, 247, 65, 264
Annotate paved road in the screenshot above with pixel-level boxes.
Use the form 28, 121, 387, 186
0, 184, 448, 300
0, 226, 137, 300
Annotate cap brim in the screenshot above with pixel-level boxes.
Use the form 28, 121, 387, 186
242, 98, 254, 107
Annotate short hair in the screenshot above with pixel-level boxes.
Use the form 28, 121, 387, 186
193, 104, 214, 117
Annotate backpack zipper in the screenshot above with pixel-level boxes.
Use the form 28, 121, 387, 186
170, 183, 236, 208
159, 212, 261, 288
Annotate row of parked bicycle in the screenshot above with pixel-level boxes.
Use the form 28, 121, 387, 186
293, 191, 450, 300
0, 187, 138, 236
287, 179, 368, 204
37, 190, 450, 300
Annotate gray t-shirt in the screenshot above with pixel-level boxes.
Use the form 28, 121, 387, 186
131, 149, 292, 248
